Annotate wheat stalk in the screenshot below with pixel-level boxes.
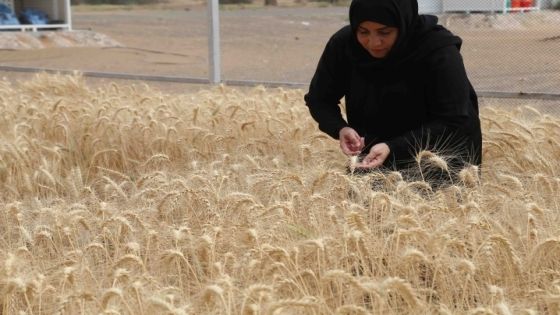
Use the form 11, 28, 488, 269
1, 75, 559, 314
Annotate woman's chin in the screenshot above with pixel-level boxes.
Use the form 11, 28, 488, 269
369, 51, 388, 59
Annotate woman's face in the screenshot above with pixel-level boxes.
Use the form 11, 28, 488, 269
356, 21, 399, 58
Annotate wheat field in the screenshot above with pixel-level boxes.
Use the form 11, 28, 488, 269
0, 73, 559, 315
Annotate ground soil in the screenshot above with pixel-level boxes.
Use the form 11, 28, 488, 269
0, 3, 559, 98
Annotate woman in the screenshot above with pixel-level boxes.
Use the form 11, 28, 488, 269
304, 0, 482, 178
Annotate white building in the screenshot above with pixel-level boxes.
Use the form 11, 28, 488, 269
418, 0, 543, 14
0, 0, 71, 31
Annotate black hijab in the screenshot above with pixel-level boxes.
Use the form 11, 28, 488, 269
348, 0, 462, 71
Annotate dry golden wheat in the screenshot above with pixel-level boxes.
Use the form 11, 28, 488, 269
0, 74, 558, 314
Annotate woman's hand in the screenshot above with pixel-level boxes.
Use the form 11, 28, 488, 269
356, 143, 390, 169
339, 127, 364, 156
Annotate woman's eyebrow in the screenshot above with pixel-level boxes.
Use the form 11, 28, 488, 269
358, 25, 393, 31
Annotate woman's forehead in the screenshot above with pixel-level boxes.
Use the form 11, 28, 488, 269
358, 21, 398, 30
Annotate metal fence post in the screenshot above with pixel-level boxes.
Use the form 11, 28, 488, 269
208, 0, 221, 84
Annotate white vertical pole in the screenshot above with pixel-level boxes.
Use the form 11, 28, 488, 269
66, 0, 72, 30
208, 0, 221, 84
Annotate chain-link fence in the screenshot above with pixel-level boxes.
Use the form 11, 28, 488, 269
0, 0, 559, 111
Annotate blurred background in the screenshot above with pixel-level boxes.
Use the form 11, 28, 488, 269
0, 0, 559, 108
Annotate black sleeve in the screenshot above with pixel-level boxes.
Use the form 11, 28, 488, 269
304, 32, 349, 139
385, 45, 477, 163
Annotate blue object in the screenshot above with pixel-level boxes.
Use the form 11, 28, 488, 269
0, 3, 19, 26
19, 8, 49, 25
0, 3, 12, 14
0, 12, 19, 25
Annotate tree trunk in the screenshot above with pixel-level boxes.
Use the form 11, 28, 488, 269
265, 0, 277, 6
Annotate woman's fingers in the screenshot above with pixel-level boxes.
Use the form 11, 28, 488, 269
339, 127, 364, 155
359, 154, 383, 168
356, 143, 390, 169
349, 136, 364, 151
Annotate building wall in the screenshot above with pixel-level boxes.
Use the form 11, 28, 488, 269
540, 0, 559, 8
418, 0, 443, 13
443, 0, 507, 12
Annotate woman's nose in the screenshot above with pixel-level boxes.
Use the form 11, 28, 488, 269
368, 36, 382, 48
